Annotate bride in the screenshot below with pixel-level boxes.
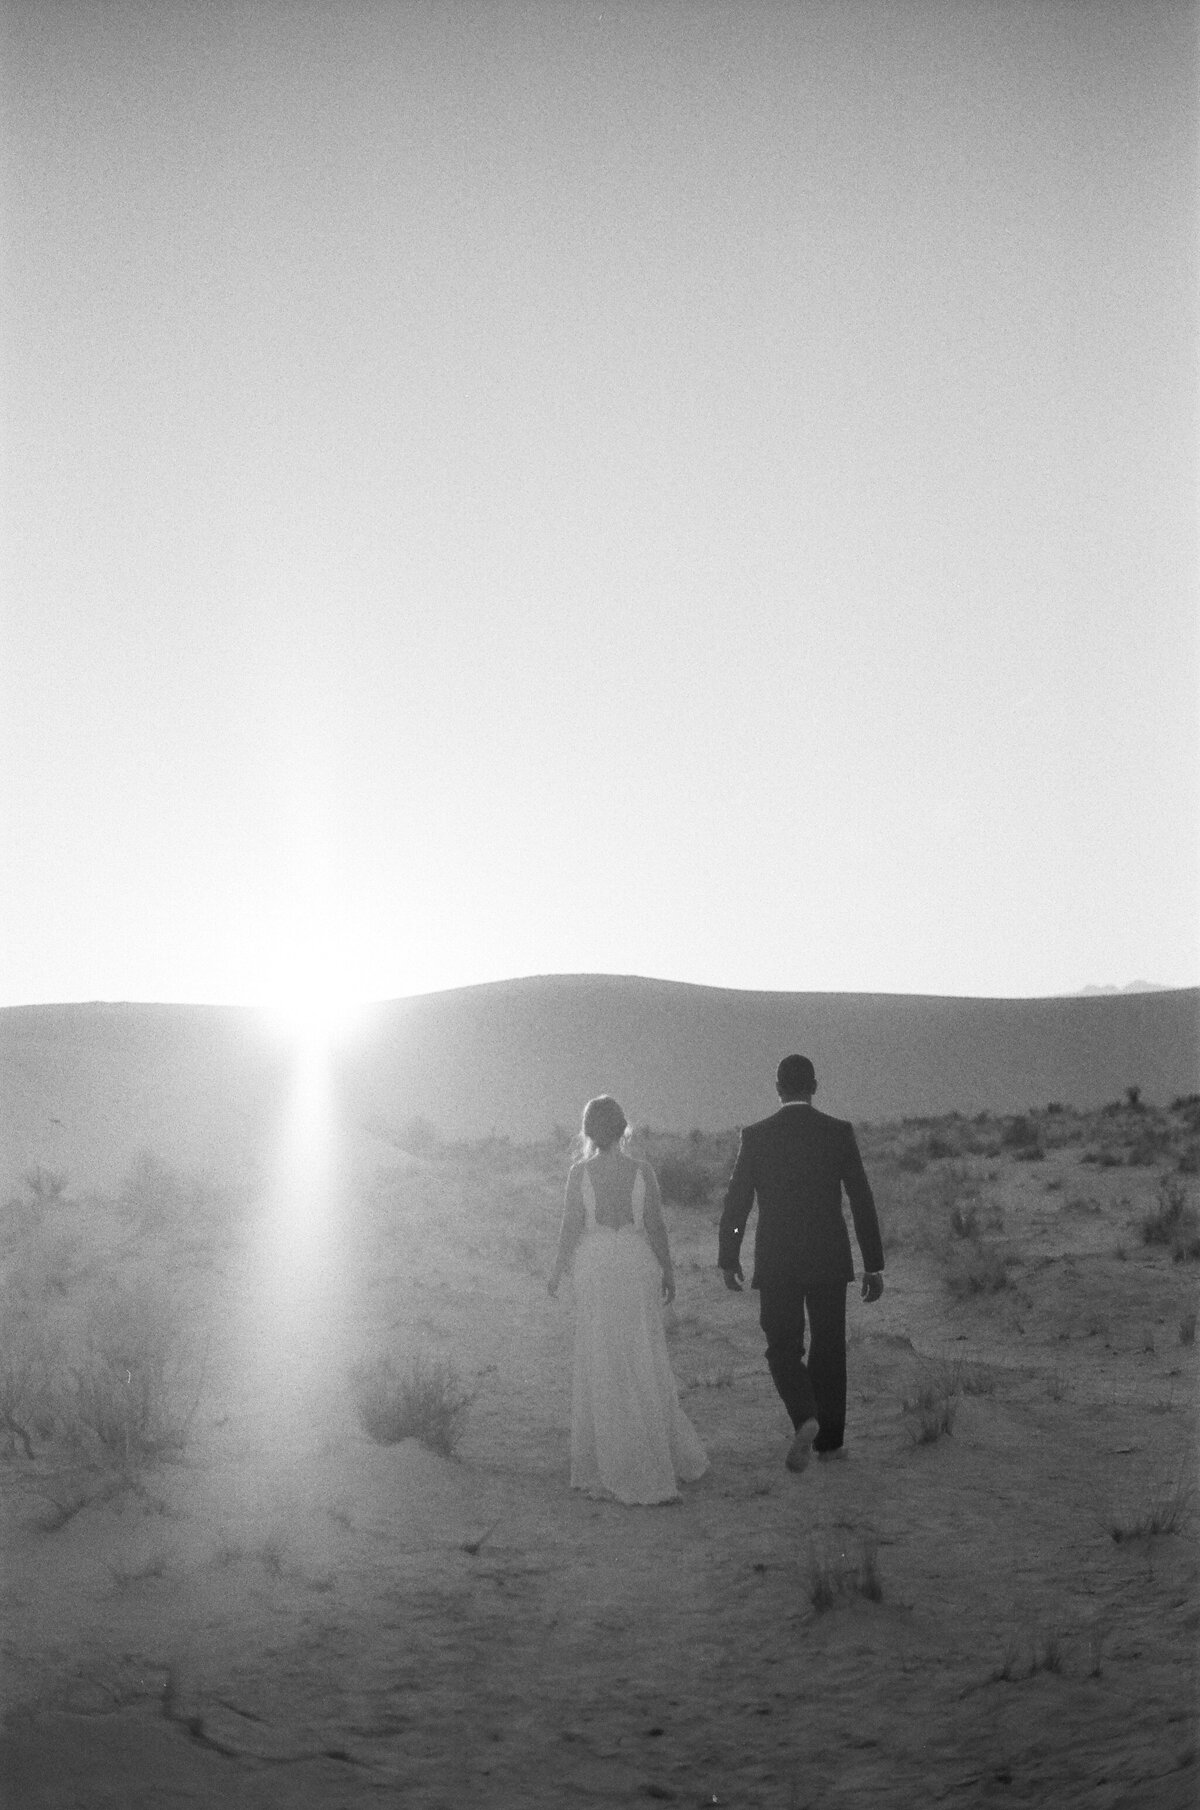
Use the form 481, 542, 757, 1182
548, 1095, 708, 1504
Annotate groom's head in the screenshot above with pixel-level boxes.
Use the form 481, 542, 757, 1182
776, 1054, 816, 1101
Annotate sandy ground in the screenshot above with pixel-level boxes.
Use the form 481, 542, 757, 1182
1, 1112, 1197, 1808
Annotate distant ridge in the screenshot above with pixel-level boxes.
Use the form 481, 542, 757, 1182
2, 976, 1198, 1190
1078, 980, 1175, 996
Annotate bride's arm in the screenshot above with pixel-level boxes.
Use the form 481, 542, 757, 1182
640, 1163, 676, 1304
548, 1164, 586, 1296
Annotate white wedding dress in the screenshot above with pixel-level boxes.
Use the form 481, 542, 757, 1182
570, 1165, 708, 1504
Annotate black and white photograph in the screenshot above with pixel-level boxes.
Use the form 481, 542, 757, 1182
2, 2, 1197, 1804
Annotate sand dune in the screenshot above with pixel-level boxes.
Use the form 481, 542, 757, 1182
1, 976, 1197, 1192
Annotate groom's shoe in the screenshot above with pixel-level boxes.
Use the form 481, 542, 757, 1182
814, 1445, 847, 1462
785, 1418, 818, 1472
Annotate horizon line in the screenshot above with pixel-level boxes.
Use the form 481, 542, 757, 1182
2, 971, 1196, 1012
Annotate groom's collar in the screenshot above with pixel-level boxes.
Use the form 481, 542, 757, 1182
777, 1099, 814, 1108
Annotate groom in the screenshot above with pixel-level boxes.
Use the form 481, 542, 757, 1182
718, 1054, 884, 1472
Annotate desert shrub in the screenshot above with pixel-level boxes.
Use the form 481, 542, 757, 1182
656, 1156, 717, 1209
992, 1630, 1070, 1683
926, 1130, 960, 1160
1141, 1177, 1200, 1260
0, 1193, 82, 1296
1039, 1109, 1087, 1151
349, 1352, 474, 1455
1111, 1473, 1194, 1542
1081, 1145, 1126, 1168
857, 1536, 884, 1601
0, 1321, 50, 1458
112, 1151, 239, 1247
998, 1113, 1045, 1161
808, 1535, 883, 1612
1169, 1097, 1200, 1148
946, 1239, 1011, 1297
65, 1284, 203, 1469
1, 1171, 60, 1248
903, 1359, 960, 1442
1033, 1631, 1066, 1673
880, 1161, 989, 1257
23, 1166, 68, 1202
917, 1162, 982, 1216
1125, 1123, 1174, 1167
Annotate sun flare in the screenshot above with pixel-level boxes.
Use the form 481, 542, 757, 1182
256, 978, 369, 1052
251, 959, 366, 1267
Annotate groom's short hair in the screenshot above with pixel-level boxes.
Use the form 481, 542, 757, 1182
776, 1054, 816, 1097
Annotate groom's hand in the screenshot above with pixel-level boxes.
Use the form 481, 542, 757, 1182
861, 1272, 883, 1303
721, 1264, 744, 1292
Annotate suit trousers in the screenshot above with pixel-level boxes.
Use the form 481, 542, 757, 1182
758, 1282, 848, 1450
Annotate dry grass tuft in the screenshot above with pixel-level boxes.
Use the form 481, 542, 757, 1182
1111, 1473, 1194, 1543
0, 1324, 50, 1459
808, 1534, 883, 1612
22, 1166, 69, 1202
945, 1238, 1011, 1297
903, 1359, 961, 1443
65, 1285, 204, 1470
1141, 1177, 1200, 1261
991, 1629, 1070, 1682
349, 1352, 475, 1456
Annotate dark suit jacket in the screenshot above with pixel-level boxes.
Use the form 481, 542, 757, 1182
718, 1103, 884, 1290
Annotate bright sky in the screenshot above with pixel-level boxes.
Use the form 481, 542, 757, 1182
2, 0, 1196, 1008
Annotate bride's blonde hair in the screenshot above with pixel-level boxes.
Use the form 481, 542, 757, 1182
578, 1095, 629, 1157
